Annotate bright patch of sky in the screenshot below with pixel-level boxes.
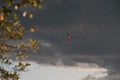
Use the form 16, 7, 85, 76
19, 62, 108, 80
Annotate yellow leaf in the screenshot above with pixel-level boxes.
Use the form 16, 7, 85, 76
13, 13, 18, 20
17, 45, 20, 49
29, 13, 33, 19
6, 27, 11, 32
17, 31, 22, 36
14, 21, 21, 27
38, 5, 42, 9
19, 52, 23, 55
29, 39, 37, 48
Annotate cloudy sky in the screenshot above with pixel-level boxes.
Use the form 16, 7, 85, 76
1, 0, 120, 80
21, 0, 120, 80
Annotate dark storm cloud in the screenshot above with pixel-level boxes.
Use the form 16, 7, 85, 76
22, 0, 120, 76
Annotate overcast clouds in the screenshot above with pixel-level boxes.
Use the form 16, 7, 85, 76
21, 0, 120, 73
20, 0, 120, 78
1, 0, 120, 79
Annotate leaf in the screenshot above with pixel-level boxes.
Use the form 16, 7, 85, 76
14, 5, 19, 10
20, 42, 25, 47
18, 62, 26, 71
22, 11, 27, 17
0, 55, 3, 59
29, 39, 38, 48
6, 27, 11, 32
38, 5, 42, 9
29, 13, 33, 19
29, 39, 34, 45
33, 2, 37, 7
19, 51, 23, 55
17, 31, 23, 36
40, 0, 43, 2
14, 21, 21, 27
13, 13, 18, 20
18, 62, 24, 67
17, 45, 21, 49
0, 13, 5, 21
25, 63, 31, 66
19, 27, 25, 32
30, 27, 35, 32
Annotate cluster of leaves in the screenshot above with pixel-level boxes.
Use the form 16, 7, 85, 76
0, 0, 42, 80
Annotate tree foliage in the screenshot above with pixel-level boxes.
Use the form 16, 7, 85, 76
0, 0, 42, 80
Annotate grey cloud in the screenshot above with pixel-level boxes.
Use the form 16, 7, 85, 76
2, 0, 120, 79
82, 73, 120, 80
82, 75, 97, 80
25, 0, 120, 76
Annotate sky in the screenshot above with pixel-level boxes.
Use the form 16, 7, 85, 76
19, 62, 107, 80
1, 0, 120, 80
